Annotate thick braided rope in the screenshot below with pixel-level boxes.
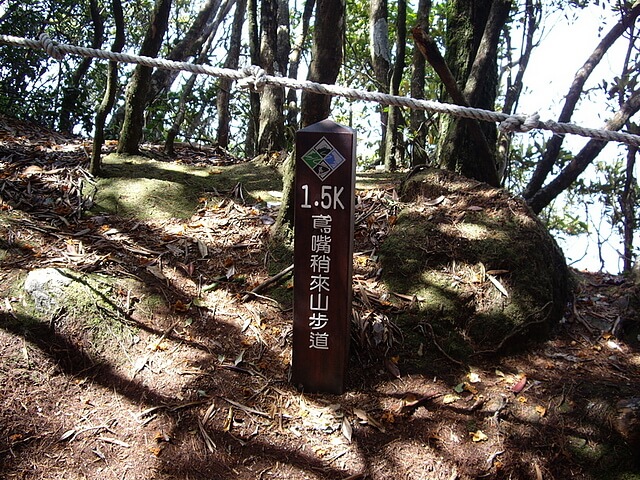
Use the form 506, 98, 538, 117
2, 33, 640, 148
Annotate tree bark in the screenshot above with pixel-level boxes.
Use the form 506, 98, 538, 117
621, 135, 637, 273
435, 0, 510, 187
523, 2, 640, 200
146, 0, 223, 106
285, 0, 315, 129
117, 0, 172, 155
409, 0, 431, 167
216, 0, 246, 148
245, 0, 261, 157
383, 0, 407, 171
370, 0, 390, 162
527, 89, 640, 213
278, 0, 346, 238
300, 0, 345, 127
58, 0, 103, 133
412, 26, 498, 185
257, 0, 287, 153
90, 0, 124, 176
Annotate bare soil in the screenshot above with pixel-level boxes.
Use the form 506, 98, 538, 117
1, 115, 639, 480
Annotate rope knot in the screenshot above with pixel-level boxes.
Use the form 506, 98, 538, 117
499, 112, 540, 133
238, 65, 267, 91
38, 33, 64, 61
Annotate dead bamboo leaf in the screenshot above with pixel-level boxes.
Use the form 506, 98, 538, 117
487, 274, 509, 297
424, 195, 446, 206
196, 239, 208, 258
198, 418, 217, 452
341, 417, 353, 443
98, 436, 131, 448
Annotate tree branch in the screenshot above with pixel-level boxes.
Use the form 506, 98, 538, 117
412, 25, 499, 186
523, 1, 640, 200
527, 88, 640, 213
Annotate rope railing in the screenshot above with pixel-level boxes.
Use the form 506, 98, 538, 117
2, 33, 640, 148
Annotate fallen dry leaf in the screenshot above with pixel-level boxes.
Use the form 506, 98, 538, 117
471, 430, 488, 442
511, 375, 527, 393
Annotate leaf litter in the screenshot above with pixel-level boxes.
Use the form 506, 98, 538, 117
1, 115, 639, 479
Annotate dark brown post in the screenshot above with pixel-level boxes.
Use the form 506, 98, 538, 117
291, 119, 356, 394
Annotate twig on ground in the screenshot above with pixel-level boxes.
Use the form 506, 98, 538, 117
242, 264, 293, 302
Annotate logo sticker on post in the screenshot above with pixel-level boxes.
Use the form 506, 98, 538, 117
292, 119, 356, 394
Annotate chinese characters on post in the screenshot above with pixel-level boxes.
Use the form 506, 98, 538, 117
292, 120, 356, 394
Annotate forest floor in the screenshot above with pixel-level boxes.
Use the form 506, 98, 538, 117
1, 114, 639, 480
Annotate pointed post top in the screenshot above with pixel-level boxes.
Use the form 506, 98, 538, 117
300, 118, 354, 135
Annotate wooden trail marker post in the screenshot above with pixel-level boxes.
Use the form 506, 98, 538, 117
291, 119, 356, 394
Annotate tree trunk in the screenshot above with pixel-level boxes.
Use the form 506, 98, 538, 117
117, 0, 171, 155
300, 0, 345, 127
285, 0, 315, 130
277, 0, 346, 237
409, 0, 431, 167
621, 136, 637, 273
435, 0, 510, 187
58, 0, 103, 133
523, 2, 640, 200
90, 0, 124, 176
164, 2, 234, 154
245, 0, 261, 158
369, 0, 390, 163
383, 0, 407, 171
527, 89, 640, 213
257, 0, 287, 153
146, 0, 223, 106
216, 0, 246, 148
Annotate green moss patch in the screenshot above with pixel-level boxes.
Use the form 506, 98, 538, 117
380, 168, 570, 357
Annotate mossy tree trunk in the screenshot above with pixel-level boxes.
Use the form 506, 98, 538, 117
369, 0, 390, 164
244, 0, 261, 158
216, 0, 246, 148
435, 0, 510, 187
257, 0, 288, 153
409, 0, 431, 167
383, 0, 407, 171
90, 0, 124, 176
117, 0, 171, 155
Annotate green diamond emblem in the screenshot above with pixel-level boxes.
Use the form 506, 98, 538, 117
301, 137, 345, 180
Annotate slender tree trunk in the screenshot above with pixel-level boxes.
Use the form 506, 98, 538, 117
370, 0, 390, 163
59, 0, 103, 133
409, 0, 431, 167
164, 0, 236, 154
90, 0, 124, 176
216, 0, 246, 148
257, 0, 287, 153
278, 0, 346, 237
245, 0, 261, 158
117, 0, 172, 155
383, 0, 407, 171
285, 0, 315, 129
146, 0, 223, 105
621, 134, 637, 273
523, 2, 640, 200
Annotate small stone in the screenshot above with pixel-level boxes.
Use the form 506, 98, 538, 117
24, 268, 73, 313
